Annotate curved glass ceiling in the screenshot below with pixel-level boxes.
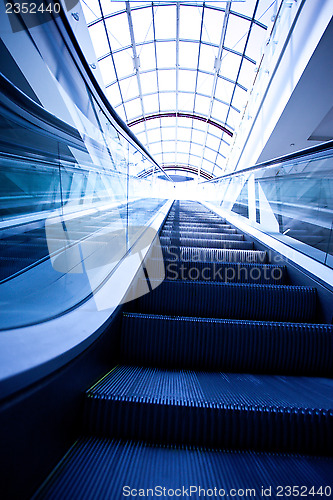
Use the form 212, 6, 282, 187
81, 0, 276, 178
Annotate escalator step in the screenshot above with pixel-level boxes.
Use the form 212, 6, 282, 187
121, 313, 333, 375
164, 220, 229, 227
127, 279, 317, 322
161, 239, 253, 249
160, 234, 245, 245
161, 228, 239, 236
84, 366, 333, 453
161, 246, 268, 263
32, 436, 333, 500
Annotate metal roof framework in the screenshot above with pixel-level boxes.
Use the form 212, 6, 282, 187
81, 0, 276, 178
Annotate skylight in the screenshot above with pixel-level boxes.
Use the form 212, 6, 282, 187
81, 0, 276, 178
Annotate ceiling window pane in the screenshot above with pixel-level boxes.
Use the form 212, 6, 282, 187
162, 152, 176, 164
203, 147, 218, 163
194, 94, 211, 115
158, 70, 176, 91
124, 99, 142, 119
231, 0, 257, 18
159, 92, 177, 112
162, 128, 176, 141
177, 152, 190, 164
211, 99, 228, 123
112, 50, 135, 79
98, 56, 116, 85
206, 124, 223, 139
146, 128, 161, 143
143, 94, 159, 114
177, 127, 192, 142
215, 153, 226, 167
140, 71, 158, 95
190, 143, 204, 157
154, 5, 176, 39
160, 117, 176, 129
246, 24, 266, 61
137, 43, 156, 71
177, 141, 191, 153
105, 84, 122, 107
178, 92, 195, 112
156, 41, 176, 69
225, 107, 241, 130
202, 159, 214, 172
179, 41, 199, 68
202, 7, 225, 46
105, 13, 131, 51
88, 22, 109, 58
121, 77, 139, 101
99, 0, 125, 16
179, 5, 203, 40
204, 2, 228, 9
191, 129, 205, 144
148, 142, 162, 154
131, 7, 154, 44
199, 44, 218, 73
81, 0, 101, 24
178, 70, 197, 93
163, 141, 175, 153
189, 154, 201, 167
232, 85, 248, 112
177, 117, 191, 129
256, 1, 275, 28
220, 50, 241, 81
196, 72, 214, 97
205, 134, 222, 152
146, 120, 159, 132
237, 59, 256, 89
192, 120, 209, 134
224, 14, 249, 53
215, 77, 234, 103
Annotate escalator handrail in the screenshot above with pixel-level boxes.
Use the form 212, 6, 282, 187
201, 139, 333, 184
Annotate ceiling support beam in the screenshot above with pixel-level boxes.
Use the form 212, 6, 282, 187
128, 112, 233, 136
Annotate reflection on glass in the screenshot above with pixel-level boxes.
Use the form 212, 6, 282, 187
204, 148, 333, 268
0, 9, 169, 330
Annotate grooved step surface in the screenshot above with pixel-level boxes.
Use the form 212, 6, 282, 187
161, 238, 253, 249
127, 279, 317, 322
84, 366, 333, 453
161, 228, 238, 235
161, 235, 245, 246
121, 313, 333, 375
33, 437, 333, 500
162, 246, 268, 263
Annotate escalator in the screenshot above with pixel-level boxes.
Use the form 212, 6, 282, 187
32, 200, 333, 499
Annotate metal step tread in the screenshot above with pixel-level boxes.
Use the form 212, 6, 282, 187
121, 313, 333, 375
32, 437, 333, 500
